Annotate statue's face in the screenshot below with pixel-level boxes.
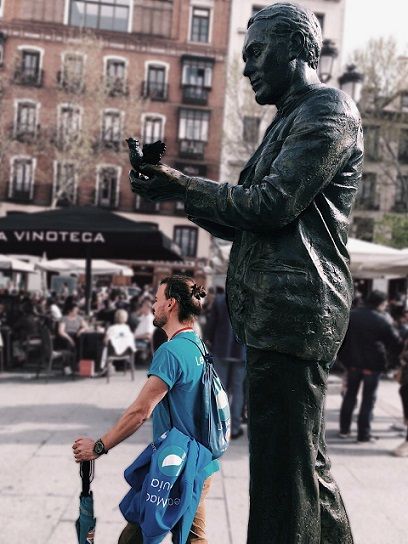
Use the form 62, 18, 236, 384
243, 19, 293, 105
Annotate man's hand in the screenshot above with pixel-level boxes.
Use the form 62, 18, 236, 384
129, 164, 190, 202
72, 437, 98, 463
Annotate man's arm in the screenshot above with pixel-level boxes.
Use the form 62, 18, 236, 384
72, 376, 168, 462
185, 95, 361, 233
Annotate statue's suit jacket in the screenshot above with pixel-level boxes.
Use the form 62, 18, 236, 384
185, 84, 364, 362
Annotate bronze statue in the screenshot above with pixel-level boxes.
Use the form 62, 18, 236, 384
129, 3, 362, 542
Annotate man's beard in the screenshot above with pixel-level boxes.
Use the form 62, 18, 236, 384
153, 313, 167, 328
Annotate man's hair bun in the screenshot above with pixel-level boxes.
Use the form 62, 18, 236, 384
191, 283, 207, 301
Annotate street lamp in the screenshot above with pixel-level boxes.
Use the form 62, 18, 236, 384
318, 39, 338, 83
339, 64, 364, 104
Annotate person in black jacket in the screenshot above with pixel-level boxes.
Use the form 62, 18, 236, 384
205, 293, 246, 439
339, 290, 402, 442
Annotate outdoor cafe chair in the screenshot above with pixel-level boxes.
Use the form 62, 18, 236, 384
35, 325, 75, 382
105, 342, 135, 384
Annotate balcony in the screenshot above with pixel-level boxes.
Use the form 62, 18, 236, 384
142, 81, 168, 101
105, 77, 128, 97
7, 184, 33, 203
179, 140, 205, 159
182, 85, 209, 105
57, 71, 85, 93
392, 201, 408, 213
13, 124, 40, 144
13, 68, 43, 87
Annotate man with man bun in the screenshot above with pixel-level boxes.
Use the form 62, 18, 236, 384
73, 275, 214, 543
131, 2, 362, 542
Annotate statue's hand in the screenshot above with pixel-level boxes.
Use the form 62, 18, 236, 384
129, 164, 189, 202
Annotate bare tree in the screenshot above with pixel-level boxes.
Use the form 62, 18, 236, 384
221, 55, 275, 182
0, 73, 11, 175
47, 30, 145, 208
351, 37, 408, 246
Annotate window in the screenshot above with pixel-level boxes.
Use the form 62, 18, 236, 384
395, 175, 408, 211
144, 65, 167, 100
401, 92, 408, 111
10, 158, 34, 201
314, 13, 324, 33
132, 0, 172, 37
105, 58, 127, 95
15, 102, 37, 140
15, 49, 42, 86
97, 167, 120, 208
54, 162, 77, 205
178, 108, 210, 158
398, 129, 408, 163
69, 0, 130, 32
352, 217, 374, 242
364, 126, 380, 161
135, 195, 160, 213
243, 116, 260, 143
181, 56, 213, 104
60, 53, 85, 91
102, 110, 122, 148
174, 226, 198, 258
190, 7, 210, 43
356, 172, 378, 210
143, 116, 164, 144
59, 105, 81, 144
179, 108, 209, 141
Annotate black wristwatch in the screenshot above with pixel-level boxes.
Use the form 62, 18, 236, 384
93, 438, 108, 456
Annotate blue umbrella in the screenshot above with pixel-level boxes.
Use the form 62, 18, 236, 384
76, 461, 96, 544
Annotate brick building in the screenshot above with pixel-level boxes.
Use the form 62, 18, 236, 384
0, 0, 231, 286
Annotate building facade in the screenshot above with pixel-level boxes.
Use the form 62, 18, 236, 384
351, 90, 408, 247
0, 0, 231, 286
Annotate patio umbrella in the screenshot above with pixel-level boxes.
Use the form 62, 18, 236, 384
0, 206, 181, 311
36, 258, 133, 276
76, 461, 96, 544
0, 254, 35, 273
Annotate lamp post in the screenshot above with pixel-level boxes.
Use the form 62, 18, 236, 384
339, 64, 364, 104
318, 39, 338, 83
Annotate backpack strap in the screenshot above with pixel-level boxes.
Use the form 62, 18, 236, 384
179, 337, 214, 365
203, 459, 219, 479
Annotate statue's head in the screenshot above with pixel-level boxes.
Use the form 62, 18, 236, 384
243, 3, 322, 105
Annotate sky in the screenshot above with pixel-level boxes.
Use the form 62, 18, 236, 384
342, 0, 408, 63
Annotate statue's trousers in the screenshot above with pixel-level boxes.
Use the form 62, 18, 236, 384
246, 348, 354, 544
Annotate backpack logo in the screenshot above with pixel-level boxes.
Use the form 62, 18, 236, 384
157, 446, 186, 477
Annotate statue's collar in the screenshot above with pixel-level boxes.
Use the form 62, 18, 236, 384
276, 83, 323, 116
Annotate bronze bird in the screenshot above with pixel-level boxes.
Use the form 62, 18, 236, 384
125, 138, 166, 172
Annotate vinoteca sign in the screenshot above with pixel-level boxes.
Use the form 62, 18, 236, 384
0, 231, 106, 243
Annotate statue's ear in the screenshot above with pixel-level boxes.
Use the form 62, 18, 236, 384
288, 31, 305, 62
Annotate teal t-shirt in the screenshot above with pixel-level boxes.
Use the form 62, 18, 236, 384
147, 331, 205, 441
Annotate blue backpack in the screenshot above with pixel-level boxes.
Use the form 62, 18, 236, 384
182, 338, 231, 459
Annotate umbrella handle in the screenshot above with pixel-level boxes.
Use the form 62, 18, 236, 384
80, 460, 94, 496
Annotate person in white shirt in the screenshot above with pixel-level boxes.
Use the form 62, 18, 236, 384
104, 309, 136, 356
99, 309, 136, 374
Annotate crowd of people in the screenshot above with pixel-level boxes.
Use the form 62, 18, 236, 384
1, 279, 408, 454
0, 284, 158, 374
